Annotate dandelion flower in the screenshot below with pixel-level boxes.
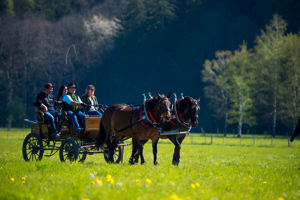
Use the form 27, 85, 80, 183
146, 179, 152, 184
106, 175, 112, 181
191, 184, 196, 189
170, 194, 182, 200
10, 178, 14, 182
22, 177, 26, 180
263, 181, 267, 184
195, 182, 200, 187
91, 181, 95, 185
22, 181, 25, 184
82, 198, 90, 200
135, 179, 140, 183
97, 180, 103, 185
278, 198, 284, 200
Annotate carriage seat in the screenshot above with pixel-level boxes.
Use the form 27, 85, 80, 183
33, 102, 62, 124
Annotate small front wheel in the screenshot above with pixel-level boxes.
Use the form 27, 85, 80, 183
59, 139, 78, 162
22, 133, 44, 161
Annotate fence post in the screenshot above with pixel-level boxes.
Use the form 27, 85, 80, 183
23, 124, 25, 139
211, 135, 213, 144
288, 138, 291, 147
191, 135, 193, 144
253, 137, 255, 145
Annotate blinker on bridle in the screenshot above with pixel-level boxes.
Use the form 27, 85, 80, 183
157, 99, 170, 115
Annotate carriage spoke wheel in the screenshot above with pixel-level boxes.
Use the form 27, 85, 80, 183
22, 133, 44, 161
104, 146, 123, 163
59, 139, 78, 162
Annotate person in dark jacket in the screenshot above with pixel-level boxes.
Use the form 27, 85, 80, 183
62, 83, 87, 135
36, 83, 61, 138
81, 85, 102, 116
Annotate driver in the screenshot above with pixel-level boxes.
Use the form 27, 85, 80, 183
36, 83, 61, 138
62, 83, 87, 135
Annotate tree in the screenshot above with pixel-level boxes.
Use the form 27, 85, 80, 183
278, 33, 300, 132
228, 42, 256, 137
202, 50, 232, 136
254, 14, 287, 137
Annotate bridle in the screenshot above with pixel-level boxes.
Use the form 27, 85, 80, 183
157, 99, 171, 120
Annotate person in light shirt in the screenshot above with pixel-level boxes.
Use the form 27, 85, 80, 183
81, 85, 102, 116
62, 83, 87, 135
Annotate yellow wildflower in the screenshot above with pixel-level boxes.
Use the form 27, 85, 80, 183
91, 181, 95, 185
97, 180, 103, 185
146, 179, 152, 184
263, 181, 267, 184
22, 177, 26, 180
170, 194, 182, 200
195, 182, 200, 187
278, 198, 284, 200
82, 198, 90, 200
135, 179, 140, 183
10, 178, 14, 182
22, 181, 25, 184
106, 175, 112, 181
191, 184, 196, 189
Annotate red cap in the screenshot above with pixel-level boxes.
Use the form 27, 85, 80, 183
44, 83, 55, 89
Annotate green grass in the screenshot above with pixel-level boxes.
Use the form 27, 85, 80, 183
1, 132, 300, 200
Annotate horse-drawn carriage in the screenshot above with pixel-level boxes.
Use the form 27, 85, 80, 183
22, 92, 200, 165
22, 103, 127, 163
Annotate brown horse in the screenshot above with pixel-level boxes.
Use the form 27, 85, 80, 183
135, 96, 200, 165
95, 93, 172, 164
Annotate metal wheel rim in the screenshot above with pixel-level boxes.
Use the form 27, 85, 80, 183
25, 137, 42, 161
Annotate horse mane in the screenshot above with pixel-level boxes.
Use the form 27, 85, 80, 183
180, 96, 200, 112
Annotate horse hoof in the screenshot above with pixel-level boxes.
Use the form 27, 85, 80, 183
141, 162, 147, 165
154, 162, 159, 166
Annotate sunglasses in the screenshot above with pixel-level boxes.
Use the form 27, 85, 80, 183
90, 88, 94, 91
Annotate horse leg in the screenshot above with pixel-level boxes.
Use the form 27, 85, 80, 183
167, 135, 181, 165
138, 139, 148, 164
129, 137, 139, 165
152, 137, 159, 165
176, 135, 186, 165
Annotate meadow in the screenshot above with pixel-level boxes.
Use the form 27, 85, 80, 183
0, 129, 300, 200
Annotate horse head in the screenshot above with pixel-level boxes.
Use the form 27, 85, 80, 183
155, 92, 172, 122
181, 96, 200, 127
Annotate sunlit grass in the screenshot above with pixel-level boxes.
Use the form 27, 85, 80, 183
1, 135, 300, 200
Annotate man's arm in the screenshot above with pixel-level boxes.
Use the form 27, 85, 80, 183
36, 93, 48, 112
63, 95, 85, 107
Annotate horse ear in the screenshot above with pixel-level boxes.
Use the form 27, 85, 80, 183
197, 97, 201, 103
157, 92, 161, 98
167, 92, 171, 99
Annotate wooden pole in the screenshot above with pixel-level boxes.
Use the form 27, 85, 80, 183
288, 138, 291, 147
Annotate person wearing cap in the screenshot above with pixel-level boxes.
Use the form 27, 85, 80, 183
62, 83, 87, 135
36, 83, 61, 138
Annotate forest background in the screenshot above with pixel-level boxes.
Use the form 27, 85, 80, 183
0, 0, 300, 137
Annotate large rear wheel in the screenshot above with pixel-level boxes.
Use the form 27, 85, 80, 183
22, 133, 44, 161
59, 139, 78, 162
104, 146, 123, 163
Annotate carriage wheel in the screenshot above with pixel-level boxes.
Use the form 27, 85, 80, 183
104, 146, 123, 163
78, 148, 88, 163
22, 133, 44, 161
59, 139, 78, 162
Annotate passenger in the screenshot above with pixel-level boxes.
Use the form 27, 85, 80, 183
57, 85, 68, 101
62, 83, 87, 135
81, 85, 102, 117
36, 83, 61, 138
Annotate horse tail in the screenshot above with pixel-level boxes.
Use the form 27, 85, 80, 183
95, 119, 106, 148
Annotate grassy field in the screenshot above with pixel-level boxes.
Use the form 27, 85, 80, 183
0, 130, 300, 200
